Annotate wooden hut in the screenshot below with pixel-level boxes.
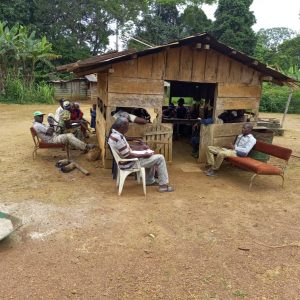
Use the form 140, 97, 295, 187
50, 74, 98, 102
57, 33, 297, 168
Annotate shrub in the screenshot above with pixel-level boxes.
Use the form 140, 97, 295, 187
0, 76, 54, 104
260, 83, 300, 113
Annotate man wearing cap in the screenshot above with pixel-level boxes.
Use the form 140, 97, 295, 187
33, 111, 95, 152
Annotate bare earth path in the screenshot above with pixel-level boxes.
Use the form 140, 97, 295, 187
0, 104, 300, 300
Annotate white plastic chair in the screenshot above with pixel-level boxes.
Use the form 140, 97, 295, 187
108, 142, 146, 196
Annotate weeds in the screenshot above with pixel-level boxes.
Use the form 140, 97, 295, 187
0, 76, 54, 104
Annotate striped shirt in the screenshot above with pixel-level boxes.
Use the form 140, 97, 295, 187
108, 129, 134, 169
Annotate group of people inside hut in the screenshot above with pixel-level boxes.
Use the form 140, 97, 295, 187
33, 98, 257, 193
162, 97, 253, 158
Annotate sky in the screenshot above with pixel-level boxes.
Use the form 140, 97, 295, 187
202, 0, 300, 32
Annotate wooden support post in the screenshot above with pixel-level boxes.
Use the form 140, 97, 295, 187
281, 92, 293, 128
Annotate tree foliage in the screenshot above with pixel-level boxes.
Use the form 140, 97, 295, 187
128, 0, 214, 49
0, 22, 59, 89
211, 0, 257, 55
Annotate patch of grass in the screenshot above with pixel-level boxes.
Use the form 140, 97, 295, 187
0, 77, 54, 104
232, 290, 248, 297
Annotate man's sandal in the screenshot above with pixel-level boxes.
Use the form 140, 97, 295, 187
158, 186, 174, 193
146, 181, 160, 186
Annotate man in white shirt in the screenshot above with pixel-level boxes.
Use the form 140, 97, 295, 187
54, 98, 65, 122
205, 123, 256, 176
108, 117, 174, 192
112, 108, 148, 124
33, 111, 95, 152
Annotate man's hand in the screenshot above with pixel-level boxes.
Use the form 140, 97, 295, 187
142, 152, 153, 158
131, 144, 150, 151
46, 127, 54, 136
227, 143, 235, 150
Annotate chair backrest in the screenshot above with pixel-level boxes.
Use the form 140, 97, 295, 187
253, 140, 292, 161
30, 127, 40, 147
107, 141, 122, 165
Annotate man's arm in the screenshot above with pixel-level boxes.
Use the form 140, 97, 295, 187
127, 151, 153, 159
46, 127, 54, 136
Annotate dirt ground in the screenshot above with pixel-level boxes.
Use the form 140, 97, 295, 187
0, 104, 300, 300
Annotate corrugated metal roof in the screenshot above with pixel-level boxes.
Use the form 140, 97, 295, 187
56, 33, 298, 85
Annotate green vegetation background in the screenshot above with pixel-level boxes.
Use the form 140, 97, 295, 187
0, 0, 299, 112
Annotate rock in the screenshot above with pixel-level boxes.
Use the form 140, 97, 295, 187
86, 148, 101, 161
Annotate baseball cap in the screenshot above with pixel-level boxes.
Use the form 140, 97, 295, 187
63, 101, 70, 108
33, 111, 45, 117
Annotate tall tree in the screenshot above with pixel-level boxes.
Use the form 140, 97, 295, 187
180, 5, 212, 36
254, 27, 297, 69
211, 0, 257, 55
128, 0, 215, 49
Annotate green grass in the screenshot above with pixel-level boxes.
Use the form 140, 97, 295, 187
0, 77, 54, 104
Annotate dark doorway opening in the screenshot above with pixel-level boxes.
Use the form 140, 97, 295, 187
163, 81, 217, 162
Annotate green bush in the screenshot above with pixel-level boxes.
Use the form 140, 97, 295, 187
0, 77, 54, 104
260, 83, 300, 113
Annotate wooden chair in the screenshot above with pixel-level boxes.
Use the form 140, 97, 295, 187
108, 141, 146, 196
30, 127, 70, 160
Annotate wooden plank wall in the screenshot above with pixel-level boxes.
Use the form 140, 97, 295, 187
95, 45, 264, 165
97, 73, 108, 105
53, 81, 90, 101
95, 106, 107, 165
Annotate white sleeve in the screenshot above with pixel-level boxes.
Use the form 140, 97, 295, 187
34, 123, 48, 134
235, 135, 256, 155
128, 113, 137, 122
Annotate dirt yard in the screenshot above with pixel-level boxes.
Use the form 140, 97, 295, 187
0, 104, 300, 300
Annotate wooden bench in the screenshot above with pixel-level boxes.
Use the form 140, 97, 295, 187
226, 140, 292, 190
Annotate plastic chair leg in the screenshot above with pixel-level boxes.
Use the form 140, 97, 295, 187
118, 171, 130, 196
116, 170, 120, 187
137, 171, 141, 184
141, 168, 146, 195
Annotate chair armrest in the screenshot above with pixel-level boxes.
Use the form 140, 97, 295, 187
119, 158, 139, 162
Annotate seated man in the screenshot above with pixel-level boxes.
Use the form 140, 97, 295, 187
108, 117, 174, 193
70, 102, 89, 138
205, 123, 256, 176
33, 111, 95, 152
163, 103, 176, 118
59, 101, 85, 140
54, 98, 65, 122
176, 98, 188, 119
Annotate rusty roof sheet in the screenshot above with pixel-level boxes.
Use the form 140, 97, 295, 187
56, 33, 298, 85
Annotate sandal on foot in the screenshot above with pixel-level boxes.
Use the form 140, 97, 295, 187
158, 186, 174, 193
147, 180, 159, 186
